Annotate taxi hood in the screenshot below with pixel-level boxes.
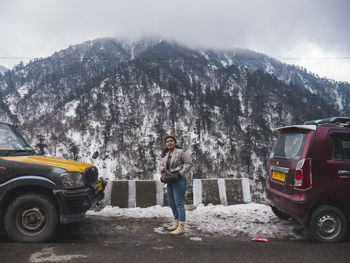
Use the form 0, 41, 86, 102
0, 155, 94, 173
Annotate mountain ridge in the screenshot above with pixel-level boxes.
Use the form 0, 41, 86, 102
0, 37, 348, 200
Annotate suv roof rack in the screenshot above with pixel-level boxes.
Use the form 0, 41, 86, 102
304, 117, 350, 127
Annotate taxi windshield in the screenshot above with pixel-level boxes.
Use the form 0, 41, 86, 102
0, 124, 34, 152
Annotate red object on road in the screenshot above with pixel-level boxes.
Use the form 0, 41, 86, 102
251, 237, 269, 242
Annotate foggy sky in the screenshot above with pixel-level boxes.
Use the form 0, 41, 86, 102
1, 0, 349, 81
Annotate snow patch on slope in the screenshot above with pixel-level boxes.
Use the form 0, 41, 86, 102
65, 100, 79, 117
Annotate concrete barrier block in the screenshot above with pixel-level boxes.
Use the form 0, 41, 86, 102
106, 178, 250, 208
225, 179, 244, 204
201, 179, 221, 205
106, 180, 164, 208
193, 178, 251, 206
136, 180, 157, 208
225, 178, 251, 204
110, 180, 129, 208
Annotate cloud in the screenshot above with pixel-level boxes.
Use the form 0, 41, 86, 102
1, 0, 349, 81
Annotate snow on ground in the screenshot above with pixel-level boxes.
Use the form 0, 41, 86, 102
87, 203, 303, 240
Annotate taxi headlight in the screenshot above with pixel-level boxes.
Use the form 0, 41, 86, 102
60, 172, 85, 189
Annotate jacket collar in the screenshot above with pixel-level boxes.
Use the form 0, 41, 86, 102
169, 147, 180, 167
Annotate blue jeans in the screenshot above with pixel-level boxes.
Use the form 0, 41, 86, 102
167, 177, 187, 221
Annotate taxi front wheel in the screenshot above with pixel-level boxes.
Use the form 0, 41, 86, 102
4, 193, 58, 242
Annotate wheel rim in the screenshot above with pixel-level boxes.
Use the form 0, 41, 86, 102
316, 214, 341, 240
16, 206, 47, 235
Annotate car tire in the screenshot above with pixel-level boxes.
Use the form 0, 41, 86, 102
310, 205, 348, 243
271, 206, 292, 220
4, 193, 58, 242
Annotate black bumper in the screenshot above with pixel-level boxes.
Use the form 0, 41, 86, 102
54, 179, 106, 223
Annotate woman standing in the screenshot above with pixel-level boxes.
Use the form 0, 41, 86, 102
160, 135, 192, 235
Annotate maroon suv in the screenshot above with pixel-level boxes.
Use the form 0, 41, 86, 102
266, 117, 350, 243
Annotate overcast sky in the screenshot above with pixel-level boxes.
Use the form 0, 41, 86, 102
1, 0, 349, 82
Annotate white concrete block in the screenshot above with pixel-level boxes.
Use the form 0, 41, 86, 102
103, 180, 113, 206
128, 180, 136, 208
217, 178, 227, 206
193, 179, 202, 206
156, 181, 164, 206
241, 178, 251, 203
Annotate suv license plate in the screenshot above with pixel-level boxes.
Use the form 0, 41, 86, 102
272, 171, 286, 182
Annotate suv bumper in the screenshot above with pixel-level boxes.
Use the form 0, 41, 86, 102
266, 184, 314, 225
54, 179, 106, 223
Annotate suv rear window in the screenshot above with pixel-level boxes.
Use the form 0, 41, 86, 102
271, 132, 307, 160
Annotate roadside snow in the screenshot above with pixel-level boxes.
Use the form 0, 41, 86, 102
87, 203, 303, 240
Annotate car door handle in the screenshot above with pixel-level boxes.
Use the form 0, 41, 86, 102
338, 170, 350, 177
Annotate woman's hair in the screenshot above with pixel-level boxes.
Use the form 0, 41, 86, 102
164, 135, 176, 144
161, 135, 182, 157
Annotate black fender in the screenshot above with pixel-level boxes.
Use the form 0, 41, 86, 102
0, 175, 57, 202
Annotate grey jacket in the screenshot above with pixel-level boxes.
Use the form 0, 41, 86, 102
160, 148, 192, 178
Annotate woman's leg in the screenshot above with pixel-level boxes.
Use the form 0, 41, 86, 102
166, 183, 179, 220
173, 177, 187, 222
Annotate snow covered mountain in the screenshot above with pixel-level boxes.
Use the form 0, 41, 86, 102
0, 38, 348, 200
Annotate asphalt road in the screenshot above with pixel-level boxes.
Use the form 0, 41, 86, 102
1, 215, 350, 263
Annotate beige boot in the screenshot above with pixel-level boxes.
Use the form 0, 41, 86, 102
167, 219, 179, 231
170, 221, 185, 235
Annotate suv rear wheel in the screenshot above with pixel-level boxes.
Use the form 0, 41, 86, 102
310, 205, 348, 243
271, 206, 292, 220
4, 193, 58, 242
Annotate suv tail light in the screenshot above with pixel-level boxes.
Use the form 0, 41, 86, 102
294, 158, 312, 190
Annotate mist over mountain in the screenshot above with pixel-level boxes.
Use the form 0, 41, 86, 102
0, 38, 347, 200
0, 65, 9, 74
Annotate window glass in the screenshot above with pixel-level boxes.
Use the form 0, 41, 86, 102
0, 124, 33, 151
272, 132, 307, 160
331, 135, 350, 161
332, 136, 342, 160
342, 137, 350, 160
